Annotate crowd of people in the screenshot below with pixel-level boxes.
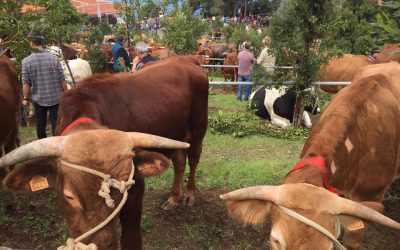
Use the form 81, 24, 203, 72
206, 14, 271, 28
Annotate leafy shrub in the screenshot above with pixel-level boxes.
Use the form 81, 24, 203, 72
209, 110, 310, 140
161, 3, 209, 55
87, 46, 109, 73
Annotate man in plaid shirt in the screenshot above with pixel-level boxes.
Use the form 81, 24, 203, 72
22, 31, 67, 139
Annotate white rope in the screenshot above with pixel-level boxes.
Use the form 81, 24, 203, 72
58, 158, 135, 250
278, 205, 346, 250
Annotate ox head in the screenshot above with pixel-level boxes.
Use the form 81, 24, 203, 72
221, 183, 400, 250
0, 129, 189, 249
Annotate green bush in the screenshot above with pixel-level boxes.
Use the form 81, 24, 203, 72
209, 110, 310, 140
161, 3, 209, 55
87, 46, 109, 73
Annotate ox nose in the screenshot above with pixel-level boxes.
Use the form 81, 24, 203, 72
270, 235, 284, 250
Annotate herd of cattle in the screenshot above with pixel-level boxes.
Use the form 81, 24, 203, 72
0, 42, 400, 249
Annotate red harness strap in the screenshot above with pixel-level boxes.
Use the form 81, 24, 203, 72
61, 117, 96, 136
289, 156, 339, 195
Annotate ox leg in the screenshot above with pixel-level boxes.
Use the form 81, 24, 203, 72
119, 178, 144, 250
182, 142, 202, 207
0, 145, 6, 179
161, 149, 187, 210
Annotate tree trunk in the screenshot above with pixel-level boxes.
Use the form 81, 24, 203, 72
293, 94, 303, 127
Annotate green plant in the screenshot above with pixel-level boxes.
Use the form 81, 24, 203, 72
372, 0, 400, 44
87, 46, 109, 73
208, 110, 310, 140
161, 2, 209, 55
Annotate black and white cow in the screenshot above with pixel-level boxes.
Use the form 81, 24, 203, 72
249, 86, 319, 128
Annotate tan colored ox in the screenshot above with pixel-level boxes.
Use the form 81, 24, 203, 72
221, 62, 400, 250
0, 124, 189, 249
319, 54, 372, 93
375, 44, 400, 64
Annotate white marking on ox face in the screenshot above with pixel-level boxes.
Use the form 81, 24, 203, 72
345, 137, 354, 152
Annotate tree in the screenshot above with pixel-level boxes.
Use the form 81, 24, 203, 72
161, 1, 209, 55
373, 0, 400, 44
0, 0, 84, 71
36, 0, 85, 45
267, 0, 340, 127
326, 0, 379, 54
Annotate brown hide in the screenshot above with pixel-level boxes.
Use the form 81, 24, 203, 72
55, 56, 208, 209
151, 49, 174, 60
280, 62, 400, 248
319, 54, 372, 93
126, 47, 137, 61
375, 44, 400, 64
61, 45, 79, 60
0, 56, 20, 158
3, 126, 172, 250
223, 52, 238, 81
222, 62, 400, 250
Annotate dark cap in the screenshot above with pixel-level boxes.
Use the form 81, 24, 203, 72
371, 48, 380, 53
27, 30, 45, 45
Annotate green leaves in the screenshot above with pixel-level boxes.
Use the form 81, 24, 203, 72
161, 2, 208, 55
373, 0, 400, 44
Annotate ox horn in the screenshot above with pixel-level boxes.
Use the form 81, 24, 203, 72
220, 185, 280, 203
0, 137, 65, 168
337, 197, 400, 230
126, 132, 190, 149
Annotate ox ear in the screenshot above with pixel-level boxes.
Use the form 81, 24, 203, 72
224, 200, 272, 225
134, 149, 169, 178
339, 201, 384, 233
2, 158, 58, 193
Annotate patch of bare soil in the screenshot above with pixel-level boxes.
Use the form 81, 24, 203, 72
0, 184, 399, 249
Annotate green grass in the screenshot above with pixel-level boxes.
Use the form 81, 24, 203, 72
146, 93, 306, 190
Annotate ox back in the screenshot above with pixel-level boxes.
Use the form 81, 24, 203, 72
55, 55, 209, 209
0, 56, 20, 157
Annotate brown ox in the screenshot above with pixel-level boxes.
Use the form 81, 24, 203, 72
375, 44, 400, 64
0, 124, 190, 249
319, 54, 372, 93
221, 62, 400, 249
223, 51, 238, 82
55, 55, 208, 211
0, 56, 20, 175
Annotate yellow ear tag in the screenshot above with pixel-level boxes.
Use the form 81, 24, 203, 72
347, 220, 365, 231
29, 176, 49, 192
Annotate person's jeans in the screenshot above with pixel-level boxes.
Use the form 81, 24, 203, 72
237, 75, 252, 101
33, 102, 59, 139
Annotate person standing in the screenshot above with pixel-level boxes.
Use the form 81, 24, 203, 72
237, 42, 256, 101
131, 42, 156, 73
22, 31, 67, 139
257, 36, 276, 74
112, 35, 131, 72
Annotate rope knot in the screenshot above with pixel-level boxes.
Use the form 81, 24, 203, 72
98, 176, 135, 208
57, 238, 98, 250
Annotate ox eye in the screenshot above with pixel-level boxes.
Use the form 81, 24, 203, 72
65, 195, 74, 200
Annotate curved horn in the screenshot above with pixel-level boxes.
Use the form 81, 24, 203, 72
220, 185, 280, 203
0, 137, 65, 168
127, 132, 190, 149
338, 197, 400, 230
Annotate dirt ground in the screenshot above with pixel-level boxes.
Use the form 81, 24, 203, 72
0, 183, 399, 249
